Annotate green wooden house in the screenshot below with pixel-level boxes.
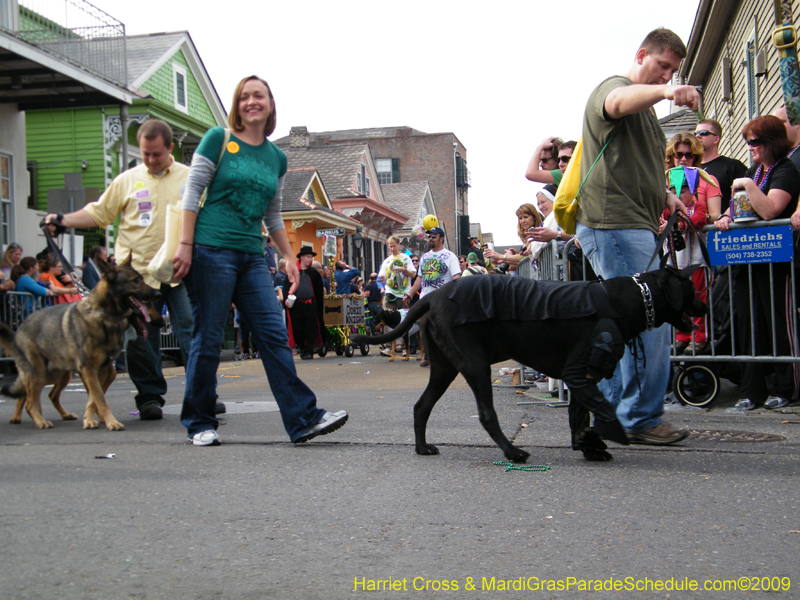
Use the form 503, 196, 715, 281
25, 31, 226, 249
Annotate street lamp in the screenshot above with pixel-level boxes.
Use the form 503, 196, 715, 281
352, 227, 364, 272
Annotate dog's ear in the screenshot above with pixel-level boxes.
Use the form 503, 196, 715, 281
96, 257, 116, 281
120, 253, 133, 268
656, 269, 685, 312
681, 264, 701, 279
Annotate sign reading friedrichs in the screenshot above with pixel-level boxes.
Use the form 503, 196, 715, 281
316, 228, 345, 237
706, 225, 793, 265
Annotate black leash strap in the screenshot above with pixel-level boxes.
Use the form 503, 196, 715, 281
644, 212, 680, 273
39, 218, 91, 298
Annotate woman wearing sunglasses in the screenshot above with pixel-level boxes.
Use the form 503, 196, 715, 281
715, 115, 800, 411
665, 132, 723, 221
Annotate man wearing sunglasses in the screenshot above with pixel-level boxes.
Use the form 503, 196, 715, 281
525, 137, 577, 186
575, 28, 698, 446
405, 229, 460, 366
695, 119, 747, 206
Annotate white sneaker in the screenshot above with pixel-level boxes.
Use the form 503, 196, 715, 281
189, 430, 221, 446
734, 398, 755, 411
294, 410, 348, 443
764, 396, 789, 409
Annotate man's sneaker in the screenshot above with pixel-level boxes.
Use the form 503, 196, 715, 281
139, 403, 163, 421
734, 398, 756, 410
420, 359, 430, 367
380, 348, 392, 357
189, 430, 221, 446
765, 396, 789, 409
215, 402, 227, 415
628, 421, 690, 445
294, 410, 348, 443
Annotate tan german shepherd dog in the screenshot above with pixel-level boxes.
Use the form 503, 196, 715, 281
0, 258, 163, 430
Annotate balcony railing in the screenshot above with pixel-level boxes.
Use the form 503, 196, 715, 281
0, 0, 126, 86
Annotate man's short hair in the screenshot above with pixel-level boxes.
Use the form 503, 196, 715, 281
386, 235, 400, 245
546, 137, 563, 159
561, 140, 578, 152
89, 245, 105, 261
699, 119, 722, 137
137, 119, 173, 147
640, 28, 686, 59
369, 272, 377, 280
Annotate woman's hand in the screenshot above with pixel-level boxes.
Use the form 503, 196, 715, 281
731, 178, 755, 194
715, 214, 732, 231
527, 227, 558, 243
483, 247, 500, 261
172, 243, 193, 281
792, 208, 800, 231
658, 216, 668, 235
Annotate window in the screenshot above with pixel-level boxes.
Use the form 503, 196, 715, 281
1, 152, 13, 247
375, 158, 399, 185
357, 163, 370, 195
745, 29, 759, 121
27, 160, 37, 210
173, 63, 189, 113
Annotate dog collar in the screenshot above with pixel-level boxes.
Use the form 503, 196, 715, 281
632, 274, 655, 331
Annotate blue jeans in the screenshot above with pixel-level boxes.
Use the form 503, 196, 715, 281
180, 245, 325, 439
575, 223, 670, 433
126, 282, 193, 409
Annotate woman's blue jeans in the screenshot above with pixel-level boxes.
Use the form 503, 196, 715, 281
180, 245, 324, 440
576, 223, 670, 433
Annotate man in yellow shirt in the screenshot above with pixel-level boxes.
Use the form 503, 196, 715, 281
46, 119, 223, 420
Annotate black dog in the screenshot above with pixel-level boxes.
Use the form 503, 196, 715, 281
351, 267, 706, 462
372, 309, 424, 362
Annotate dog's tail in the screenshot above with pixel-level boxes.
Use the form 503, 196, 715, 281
352, 295, 432, 346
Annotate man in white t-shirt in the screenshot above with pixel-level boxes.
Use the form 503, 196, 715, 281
405, 227, 460, 367
378, 235, 415, 310
405, 227, 461, 300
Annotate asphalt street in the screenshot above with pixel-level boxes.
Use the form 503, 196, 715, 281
0, 351, 798, 600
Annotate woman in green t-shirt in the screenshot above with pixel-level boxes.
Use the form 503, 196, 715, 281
173, 75, 348, 447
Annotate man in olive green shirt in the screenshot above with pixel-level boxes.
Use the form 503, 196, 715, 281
575, 29, 698, 446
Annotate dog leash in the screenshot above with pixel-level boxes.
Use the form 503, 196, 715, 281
492, 461, 550, 472
39, 218, 91, 298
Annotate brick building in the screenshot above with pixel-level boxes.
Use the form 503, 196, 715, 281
275, 126, 469, 253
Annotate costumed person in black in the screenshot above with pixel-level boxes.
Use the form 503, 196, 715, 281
284, 246, 326, 360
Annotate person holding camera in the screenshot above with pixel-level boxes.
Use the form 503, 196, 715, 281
483, 203, 542, 272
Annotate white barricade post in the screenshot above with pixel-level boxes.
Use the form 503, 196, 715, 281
507, 242, 570, 404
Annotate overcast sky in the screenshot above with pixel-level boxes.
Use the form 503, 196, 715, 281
104, 0, 700, 245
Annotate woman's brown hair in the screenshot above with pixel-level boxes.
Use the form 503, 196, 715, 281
516, 203, 543, 243
228, 75, 277, 137
665, 132, 704, 169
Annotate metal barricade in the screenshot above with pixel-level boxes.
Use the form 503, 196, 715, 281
517, 240, 570, 282
513, 240, 571, 402
672, 218, 800, 407
1, 291, 44, 362
159, 308, 180, 354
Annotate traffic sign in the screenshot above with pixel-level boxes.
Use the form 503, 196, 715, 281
316, 228, 345, 237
